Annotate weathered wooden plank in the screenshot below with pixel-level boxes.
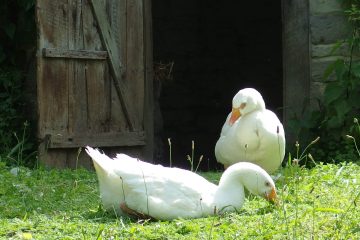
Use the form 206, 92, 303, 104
108, 0, 128, 132
89, 0, 123, 71
142, 0, 154, 159
68, 0, 88, 136
42, 48, 108, 59
37, 0, 71, 167
89, 0, 135, 131
83, 0, 111, 134
48, 131, 146, 148
37, 1, 70, 132
282, 0, 311, 142
126, 0, 145, 130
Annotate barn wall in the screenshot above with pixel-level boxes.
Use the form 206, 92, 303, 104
309, 0, 351, 107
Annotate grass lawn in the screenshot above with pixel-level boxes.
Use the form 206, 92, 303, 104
0, 160, 359, 239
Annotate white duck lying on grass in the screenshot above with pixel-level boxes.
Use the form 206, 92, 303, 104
215, 88, 286, 173
86, 146, 277, 220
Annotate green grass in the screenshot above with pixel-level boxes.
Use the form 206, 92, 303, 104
0, 161, 359, 239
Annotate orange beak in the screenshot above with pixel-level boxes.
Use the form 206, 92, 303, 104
229, 107, 241, 125
229, 103, 246, 125
265, 187, 277, 203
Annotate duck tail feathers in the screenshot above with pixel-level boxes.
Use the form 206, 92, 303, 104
85, 146, 113, 175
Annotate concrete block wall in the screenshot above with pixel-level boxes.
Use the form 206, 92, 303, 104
309, 0, 351, 107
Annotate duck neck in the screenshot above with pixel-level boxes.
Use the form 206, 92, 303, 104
213, 167, 247, 212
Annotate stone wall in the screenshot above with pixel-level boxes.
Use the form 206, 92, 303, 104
309, 0, 351, 107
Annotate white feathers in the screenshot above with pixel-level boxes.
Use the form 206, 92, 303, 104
215, 88, 286, 173
86, 146, 277, 220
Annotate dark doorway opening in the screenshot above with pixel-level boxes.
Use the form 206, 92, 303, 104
152, 1, 283, 170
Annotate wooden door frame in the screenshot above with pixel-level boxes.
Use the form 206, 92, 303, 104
282, 0, 311, 143
143, 0, 154, 160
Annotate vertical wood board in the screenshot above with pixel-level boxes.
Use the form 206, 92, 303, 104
126, 0, 145, 130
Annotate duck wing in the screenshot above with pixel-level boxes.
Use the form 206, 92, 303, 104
215, 110, 285, 173
113, 164, 217, 220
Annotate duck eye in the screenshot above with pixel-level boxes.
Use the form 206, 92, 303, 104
265, 182, 271, 187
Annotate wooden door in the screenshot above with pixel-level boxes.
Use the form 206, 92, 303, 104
36, 0, 153, 168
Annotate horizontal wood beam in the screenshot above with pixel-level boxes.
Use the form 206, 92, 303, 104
46, 131, 146, 148
42, 48, 108, 60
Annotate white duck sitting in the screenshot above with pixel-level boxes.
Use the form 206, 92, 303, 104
85, 146, 277, 220
215, 88, 285, 173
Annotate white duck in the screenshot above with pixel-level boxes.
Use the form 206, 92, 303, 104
85, 146, 277, 220
215, 88, 285, 173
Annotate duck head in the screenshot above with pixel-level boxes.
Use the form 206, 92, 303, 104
220, 162, 277, 203
243, 170, 277, 203
229, 88, 266, 125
